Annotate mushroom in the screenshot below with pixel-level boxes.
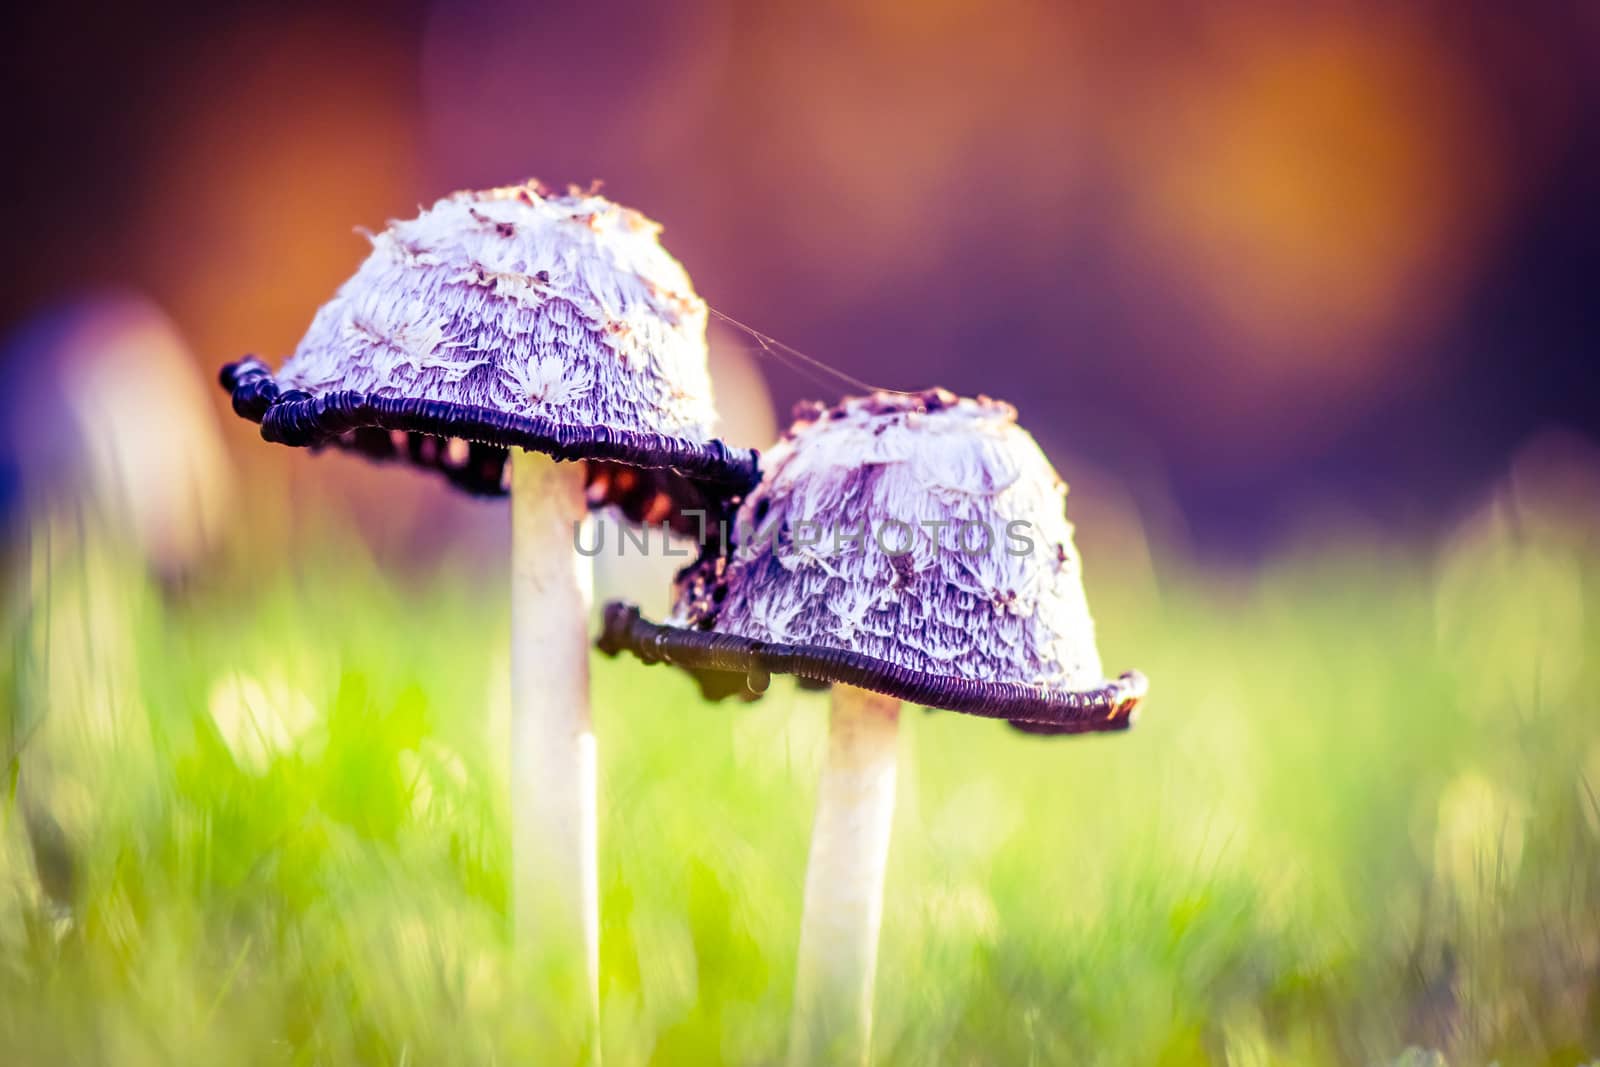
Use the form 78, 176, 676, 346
219, 182, 759, 1031
598, 389, 1146, 1065
3, 292, 233, 584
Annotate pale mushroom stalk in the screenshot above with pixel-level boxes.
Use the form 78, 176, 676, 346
788, 684, 901, 1067
509, 448, 598, 1032
597, 390, 1149, 1066
220, 183, 761, 1056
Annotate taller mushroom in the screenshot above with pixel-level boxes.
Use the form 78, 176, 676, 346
599, 389, 1146, 1065
221, 182, 757, 1034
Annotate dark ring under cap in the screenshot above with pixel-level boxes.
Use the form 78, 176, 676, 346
221, 358, 760, 535
596, 602, 1145, 732
223, 358, 759, 486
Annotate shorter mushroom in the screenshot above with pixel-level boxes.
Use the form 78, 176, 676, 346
599, 389, 1147, 1065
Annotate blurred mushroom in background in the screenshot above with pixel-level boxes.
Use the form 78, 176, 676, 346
1, 292, 233, 584
1, 292, 225, 923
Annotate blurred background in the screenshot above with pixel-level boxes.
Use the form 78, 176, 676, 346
4, 0, 1597, 558
2, 3, 1598, 1064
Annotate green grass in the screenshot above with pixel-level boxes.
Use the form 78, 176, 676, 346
2, 488, 1597, 1065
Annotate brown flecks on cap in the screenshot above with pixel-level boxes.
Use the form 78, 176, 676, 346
787, 389, 1017, 430
790, 400, 827, 426
254, 184, 722, 477
662, 387, 1123, 718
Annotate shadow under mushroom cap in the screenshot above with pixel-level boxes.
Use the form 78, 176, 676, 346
598, 388, 1148, 732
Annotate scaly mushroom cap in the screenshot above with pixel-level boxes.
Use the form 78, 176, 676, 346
599, 390, 1146, 732
221, 181, 758, 533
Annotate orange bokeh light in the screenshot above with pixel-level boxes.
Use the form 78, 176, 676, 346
1103, 9, 1511, 455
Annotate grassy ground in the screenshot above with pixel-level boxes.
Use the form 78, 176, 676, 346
2, 484, 1597, 1065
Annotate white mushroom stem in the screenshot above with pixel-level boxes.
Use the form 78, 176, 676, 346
788, 684, 901, 1067
509, 448, 599, 1036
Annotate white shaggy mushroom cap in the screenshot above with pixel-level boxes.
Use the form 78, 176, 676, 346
276, 182, 717, 441
680, 391, 1108, 690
